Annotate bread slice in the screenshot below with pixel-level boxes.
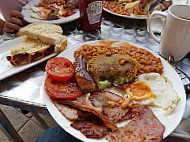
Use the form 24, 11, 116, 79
7, 23, 67, 66
6, 37, 55, 66
17, 23, 63, 44
17, 23, 67, 53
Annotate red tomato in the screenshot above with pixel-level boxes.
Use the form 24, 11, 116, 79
45, 77, 82, 99
45, 57, 74, 82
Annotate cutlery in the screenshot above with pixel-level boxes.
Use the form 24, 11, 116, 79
149, 0, 162, 11
168, 56, 190, 95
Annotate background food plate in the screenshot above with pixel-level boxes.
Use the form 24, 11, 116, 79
103, 0, 187, 19
103, 7, 149, 19
22, 0, 80, 24
0, 36, 57, 81
43, 40, 186, 142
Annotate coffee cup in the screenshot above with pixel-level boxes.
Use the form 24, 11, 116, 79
148, 4, 190, 61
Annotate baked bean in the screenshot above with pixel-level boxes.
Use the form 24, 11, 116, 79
74, 44, 163, 74
105, 51, 112, 56
107, 101, 119, 107
120, 59, 126, 65
83, 46, 87, 51
121, 98, 130, 109
103, 1, 130, 16
118, 99, 123, 104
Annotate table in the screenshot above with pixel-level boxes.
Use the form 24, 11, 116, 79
0, 12, 190, 142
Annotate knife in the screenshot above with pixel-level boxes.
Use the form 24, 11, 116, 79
149, 0, 162, 11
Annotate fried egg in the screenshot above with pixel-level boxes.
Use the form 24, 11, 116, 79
126, 80, 156, 104
31, 6, 43, 13
126, 80, 156, 106
31, 10, 49, 20
23, 5, 43, 13
126, 73, 180, 114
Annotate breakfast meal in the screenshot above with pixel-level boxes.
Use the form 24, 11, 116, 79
6, 23, 67, 66
44, 40, 180, 142
103, 0, 172, 17
23, 0, 79, 20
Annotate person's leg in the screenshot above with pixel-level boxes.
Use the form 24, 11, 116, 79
36, 126, 81, 142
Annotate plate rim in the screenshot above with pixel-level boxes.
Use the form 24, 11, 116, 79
0, 36, 57, 81
43, 40, 186, 142
103, 0, 187, 20
103, 7, 150, 20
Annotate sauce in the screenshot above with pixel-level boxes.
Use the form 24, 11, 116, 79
79, 0, 103, 31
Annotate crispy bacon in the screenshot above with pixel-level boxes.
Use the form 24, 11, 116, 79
71, 117, 112, 139
53, 101, 93, 121
106, 105, 165, 142
57, 91, 130, 130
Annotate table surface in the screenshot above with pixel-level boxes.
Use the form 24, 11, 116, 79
0, 12, 190, 139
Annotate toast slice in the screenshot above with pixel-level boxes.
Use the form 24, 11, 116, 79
7, 23, 67, 66
17, 23, 66, 53
6, 37, 55, 66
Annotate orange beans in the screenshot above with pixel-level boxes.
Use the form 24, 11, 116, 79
121, 98, 130, 109
105, 51, 112, 56
103, 1, 130, 16
107, 101, 119, 107
74, 44, 163, 74
120, 59, 126, 65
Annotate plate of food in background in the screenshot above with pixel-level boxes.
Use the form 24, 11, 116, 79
22, 0, 80, 24
103, 0, 186, 19
43, 40, 186, 142
0, 23, 67, 81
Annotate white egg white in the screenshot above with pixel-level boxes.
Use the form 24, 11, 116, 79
30, 13, 42, 20
23, 5, 33, 10
31, 6, 43, 13
138, 73, 180, 115
23, 5, 43, 13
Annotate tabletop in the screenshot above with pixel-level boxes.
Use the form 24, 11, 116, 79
0, 12, 190, 140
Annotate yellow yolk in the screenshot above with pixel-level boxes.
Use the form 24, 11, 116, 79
126, 81, 156, 101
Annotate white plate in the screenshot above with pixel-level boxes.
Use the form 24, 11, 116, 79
103, 7, 149, 19
43, 40, 186, 142
22, 0, 80, 24
0, 36, 57, 81
103, 0, 187, 19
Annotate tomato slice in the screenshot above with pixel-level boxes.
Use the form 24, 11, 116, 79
45, 77, 82, 99
45, 57, 74, 82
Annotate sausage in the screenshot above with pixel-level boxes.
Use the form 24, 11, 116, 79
74, 55, 96, 92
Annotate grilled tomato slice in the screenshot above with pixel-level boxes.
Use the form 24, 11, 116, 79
46, 57, 74, 82
45, 76, 82, 99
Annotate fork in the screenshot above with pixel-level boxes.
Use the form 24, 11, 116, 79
168, 56, 190, 95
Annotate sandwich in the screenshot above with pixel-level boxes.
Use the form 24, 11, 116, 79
7, 23, 67, 66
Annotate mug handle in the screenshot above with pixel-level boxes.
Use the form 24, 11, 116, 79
148, 11, 167, 43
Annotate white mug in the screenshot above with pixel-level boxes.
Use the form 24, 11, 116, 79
148, 4, 190, 61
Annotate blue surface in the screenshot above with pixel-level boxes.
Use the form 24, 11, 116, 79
36, 126, 81, 142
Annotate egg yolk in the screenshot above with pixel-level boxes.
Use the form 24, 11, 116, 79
126, 81, 156, 101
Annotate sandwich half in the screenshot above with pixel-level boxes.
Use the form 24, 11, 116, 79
7, 23, 67, 66
17, 23, 67, 53
7, 37, 55, 66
